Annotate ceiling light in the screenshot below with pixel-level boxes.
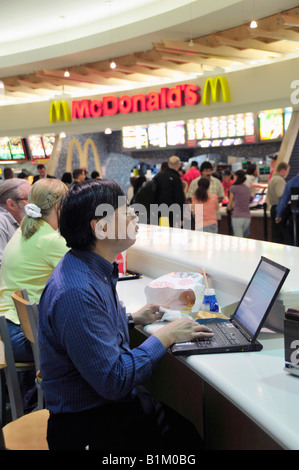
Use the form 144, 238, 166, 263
64, 70, 70, 77
189, 39, 194, 47
0, 81, 4, 89
105, 128, 112, 134
110, 61, 116, 69
250, 20, 258, 28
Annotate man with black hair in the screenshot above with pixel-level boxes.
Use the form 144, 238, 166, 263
38, 179, 212, 451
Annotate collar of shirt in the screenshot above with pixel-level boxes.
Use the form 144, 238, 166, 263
70, 248, 119, 287
0, 206, 19, 227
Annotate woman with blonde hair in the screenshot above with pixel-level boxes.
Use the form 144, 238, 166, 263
0, 178, 69, 411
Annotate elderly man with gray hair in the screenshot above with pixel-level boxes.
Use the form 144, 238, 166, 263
0, 178, 31, 265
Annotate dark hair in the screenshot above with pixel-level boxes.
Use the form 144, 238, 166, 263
233, 170, 246, 185
37, 164, 45, 170
59, 179, 125, 250
246, 163, 256, 175
61, 172, 72, 184
91, 171, 100, 179
194, 177, 210, 202
200, 161, 213, 172
72, 168, 84, 179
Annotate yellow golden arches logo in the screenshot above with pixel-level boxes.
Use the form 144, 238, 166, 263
49, 101, 72, 123
202, 76, 230, 105
66, 138, 102, 176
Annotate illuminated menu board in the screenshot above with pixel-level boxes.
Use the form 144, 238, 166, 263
28, 135, 46, 158
258, 109, 284, 141
284, 107, 292, 132
167, 121, 185, 146
187, 113, 255, 141
148, 123, 166, 147
0, 137, 12, 160
0, 136, 27, 160
122, 126, 148, 149
9, 137, 26, 160
42, 134, 55, 157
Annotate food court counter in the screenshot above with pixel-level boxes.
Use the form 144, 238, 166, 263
116, 225, 299, 450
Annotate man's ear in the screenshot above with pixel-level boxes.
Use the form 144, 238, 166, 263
6, 198, 16, 211
91, 219, 107, 240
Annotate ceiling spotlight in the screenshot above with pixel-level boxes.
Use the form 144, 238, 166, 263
110, 60, 116, 69
250, 20, 258, 28
64, 70, 70, 77
189, 39, 194, 47
105, 128, 112, 134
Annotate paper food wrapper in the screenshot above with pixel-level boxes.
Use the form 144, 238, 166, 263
145, 272, 205, 313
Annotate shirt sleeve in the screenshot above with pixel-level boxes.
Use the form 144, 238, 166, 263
53, 286, 166, 401
44, 234, 69, 268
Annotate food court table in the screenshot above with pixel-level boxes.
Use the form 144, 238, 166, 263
116, 225, 299, 450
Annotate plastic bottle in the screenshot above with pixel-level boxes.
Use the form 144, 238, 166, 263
201, 288, 219, 312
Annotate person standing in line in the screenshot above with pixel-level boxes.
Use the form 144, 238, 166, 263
227, 170, 251, 238
181, 161, 200, 189
192, 178, 219, 233
275, 170, 299, 246
154, 155, 185, 227
267, 162, 290, 244
187, 161, 224, 228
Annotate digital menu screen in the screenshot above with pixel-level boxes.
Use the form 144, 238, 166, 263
122, 126, 148, 149
9, 137, 26, 160
28, 135, 46, 159
167, 121, 185, 146
42, 134, 55, 157
258, 109, 284, 141
284, 107, 292, 132
135, 126, 148, 149
148, 123, 167, 147
0, 137, 12, 160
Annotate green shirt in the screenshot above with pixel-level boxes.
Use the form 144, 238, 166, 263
0, 221, 69, 324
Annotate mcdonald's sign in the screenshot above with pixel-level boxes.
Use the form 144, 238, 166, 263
49, 101, 72, 123
202, 76, 230, 105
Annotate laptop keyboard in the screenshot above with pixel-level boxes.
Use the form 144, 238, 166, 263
196, 322, 242, 348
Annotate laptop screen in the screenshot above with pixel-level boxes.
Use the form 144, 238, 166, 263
233, 257, 289, 336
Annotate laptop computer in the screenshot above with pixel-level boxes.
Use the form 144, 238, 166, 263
171, 256, 290, 356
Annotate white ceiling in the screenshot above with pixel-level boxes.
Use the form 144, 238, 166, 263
1, 0, 299, 106
1, 0, 299, 76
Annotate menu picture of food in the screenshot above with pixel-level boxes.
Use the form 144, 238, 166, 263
259, 109, 284, 140
0, 137, 11, 160
42, 134, 55, 157
28, 135, 46, 158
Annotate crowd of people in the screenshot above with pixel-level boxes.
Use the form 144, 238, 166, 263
0, 153, 297, 450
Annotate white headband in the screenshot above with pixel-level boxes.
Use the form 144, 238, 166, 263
25, 203, 42, 219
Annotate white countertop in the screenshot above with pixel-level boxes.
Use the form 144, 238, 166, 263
117, 274, 299, 450
127, 225, 299, 332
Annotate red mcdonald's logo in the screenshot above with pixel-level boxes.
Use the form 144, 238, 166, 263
71, 84, 200, 120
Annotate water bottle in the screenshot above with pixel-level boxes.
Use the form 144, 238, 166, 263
201, 289, 219, 312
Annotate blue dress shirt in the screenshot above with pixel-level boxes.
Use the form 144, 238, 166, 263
276, 173, 299, 219
38, 249, 166, 413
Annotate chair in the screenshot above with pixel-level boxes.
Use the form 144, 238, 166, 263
1, 408, 49, 450
0, 316, 49, 450
11, 290, 44, 410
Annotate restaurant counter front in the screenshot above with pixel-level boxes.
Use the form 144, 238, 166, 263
116, 225, 299, 450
